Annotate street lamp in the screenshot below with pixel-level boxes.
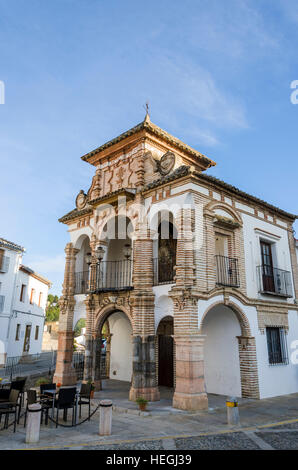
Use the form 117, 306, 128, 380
84, 252, 92, 265
123, 243, 132, 260
95, 246, 105, 262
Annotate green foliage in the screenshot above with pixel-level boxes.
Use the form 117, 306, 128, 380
74, 318, 86, 337
35, 377, 50, 386
45, 294, 60, 322
135, 397, 148, 405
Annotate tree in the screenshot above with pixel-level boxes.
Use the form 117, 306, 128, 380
74, 318, 86, 337
45, 294, 60, 322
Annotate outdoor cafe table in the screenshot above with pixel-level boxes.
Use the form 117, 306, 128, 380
43, 385, 81, 424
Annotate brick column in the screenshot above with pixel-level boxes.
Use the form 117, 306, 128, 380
129, 211, 160, 402
170, 208, 208, 410
237, 336, 260, 399
53, 243, 79, 385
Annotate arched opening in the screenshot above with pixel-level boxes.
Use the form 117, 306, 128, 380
202, 304, 242, 397
94, 309, 133, 385
157, 316, 174, 388
98, 216, 133, 291
74, 235, 91, 295
152, 211, 177, 285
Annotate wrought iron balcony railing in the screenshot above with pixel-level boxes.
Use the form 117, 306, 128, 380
215, 255, 240, 288
257, 265, 293, 297
74, 259, 133, 294
153, 257, 175, 285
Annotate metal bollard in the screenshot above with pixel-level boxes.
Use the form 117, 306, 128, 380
99, 400, 113, 436
25, 403, 42, 443
226, 396, 240, 425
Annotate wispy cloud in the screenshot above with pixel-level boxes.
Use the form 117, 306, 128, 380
26, 254, 65, 275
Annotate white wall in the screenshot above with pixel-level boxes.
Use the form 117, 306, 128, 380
109, 311, 132, 382
8, 269, 49, 357
241, 213, 294, 302
201, 304, 242, 397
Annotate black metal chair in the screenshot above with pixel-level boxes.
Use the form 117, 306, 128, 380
0, 379, 26, 422
0, 389, 20, 432
78, 383, 91, 420
24, 389, 51, 427
54, 387, 77, 428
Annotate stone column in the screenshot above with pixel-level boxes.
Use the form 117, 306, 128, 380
129, 209, 160, 402
170, 208, 208, 410
237, 336, 260, 399
53, 243, 78, 385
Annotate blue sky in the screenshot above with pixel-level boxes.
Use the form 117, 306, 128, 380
0, 0, 297, 295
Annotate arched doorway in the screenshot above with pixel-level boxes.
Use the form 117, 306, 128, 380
157, 316, 174, 388
92, 308, 133, 386
201, 304, 242, 397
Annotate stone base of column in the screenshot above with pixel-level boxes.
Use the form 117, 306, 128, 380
173, 391, 208, 410
129, 335, 160, 402
173, 334, 208, 411
129, 386, 160, 402
53, 331, 77, 386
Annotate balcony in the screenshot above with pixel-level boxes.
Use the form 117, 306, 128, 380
257, 265, 293, 298
0, 256, 9, 273
215, 255, 240, 288
153, 257, 175, 286
74, 259, 133, 294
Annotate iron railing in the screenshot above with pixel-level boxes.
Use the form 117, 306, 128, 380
215, 255, 240, 288
153, 257, 175, 285
75, 259, 133, 294
72, 352, 107, 380
257, 265, 293, 297
0, 255, 9, 273
1, 351, 57, 381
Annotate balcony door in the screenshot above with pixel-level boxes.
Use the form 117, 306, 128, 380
260, 241, 275, 292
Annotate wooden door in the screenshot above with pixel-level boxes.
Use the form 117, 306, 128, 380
158, 335, 174, 387
260, 241, 275, 292
23, 325, 31, 353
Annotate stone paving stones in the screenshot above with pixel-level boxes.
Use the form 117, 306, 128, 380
255, 432, 298, 450
175, 432, 260, 450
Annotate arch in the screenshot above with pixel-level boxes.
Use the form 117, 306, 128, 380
155, 295, 174, 331
94, 303, 133, 337
204, 201, 242, 225
95, 209, 137, 243
73, 232, 91, 251
199, 300, 251, 337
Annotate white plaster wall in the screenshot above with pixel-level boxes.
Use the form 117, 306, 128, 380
255, 308, 298, 398
109, 311, 132, 382
0, 249, 21, 353
153, 285, 174, 331
8, 270, 49, 357
241, 213, 294, 302
73, 295, 87, 329
201, 304, 242, 397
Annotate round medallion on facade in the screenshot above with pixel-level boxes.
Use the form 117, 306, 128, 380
76, 190, 87, 210
158, 151, 175, 175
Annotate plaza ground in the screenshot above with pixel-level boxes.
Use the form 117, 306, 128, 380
1, 380, 298, 450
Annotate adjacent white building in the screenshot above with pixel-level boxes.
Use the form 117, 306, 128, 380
0, 238, 51, 365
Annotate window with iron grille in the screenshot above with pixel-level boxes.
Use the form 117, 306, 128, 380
35, 325, 39, 340
266, 327, 288, 365
15, 324, 21, 341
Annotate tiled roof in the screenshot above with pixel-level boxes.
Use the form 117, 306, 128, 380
0, 237, 25, 252
144, 165, 190, 190
197, 173, 297, 220
19, 264, 52, 287
81, 115, 216, 168
58, 207, 93, 223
